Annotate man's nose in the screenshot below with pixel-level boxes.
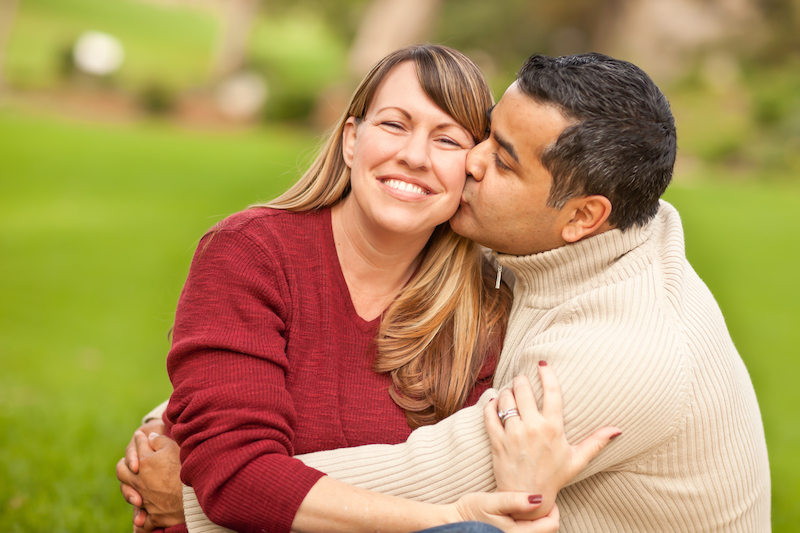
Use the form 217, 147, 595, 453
465, 141, 488, 181
397, 131, 431, 170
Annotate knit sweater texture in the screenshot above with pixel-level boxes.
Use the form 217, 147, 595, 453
299, 201, 771, 532
185, 201, 770, 532
165, 207, 496, 533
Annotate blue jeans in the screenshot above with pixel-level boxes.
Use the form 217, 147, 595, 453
415, 522, 504, 533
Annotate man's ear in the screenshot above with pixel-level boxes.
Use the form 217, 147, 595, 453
560, 195, 613, 243
342, 117, 358, 168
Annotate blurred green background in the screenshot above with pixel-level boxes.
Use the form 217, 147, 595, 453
0, 0, 798, 531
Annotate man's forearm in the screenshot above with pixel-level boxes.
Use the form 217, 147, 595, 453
142, 399, 169, 424
298, 390, 498, 503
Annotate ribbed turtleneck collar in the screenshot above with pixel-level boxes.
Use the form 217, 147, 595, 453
495, 201, 679, 309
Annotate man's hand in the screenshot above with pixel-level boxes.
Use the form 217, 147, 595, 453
116, 429, 184, 532
484, 362, 622, 519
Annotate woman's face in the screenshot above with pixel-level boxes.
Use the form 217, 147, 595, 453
342, 61, 476, 239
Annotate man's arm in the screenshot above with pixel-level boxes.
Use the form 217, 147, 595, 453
142, 399, 169, 424
297, 313, 687, 500
300, 390, 498, 502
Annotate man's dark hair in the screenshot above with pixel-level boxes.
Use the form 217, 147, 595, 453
516, 53, 677, 230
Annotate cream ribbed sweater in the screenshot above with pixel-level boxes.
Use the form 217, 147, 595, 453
183, 201, 770, 532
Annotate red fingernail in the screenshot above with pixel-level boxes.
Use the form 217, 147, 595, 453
539, 360, 547, 366
610, 432, 622, 440
528, 494, 543, 504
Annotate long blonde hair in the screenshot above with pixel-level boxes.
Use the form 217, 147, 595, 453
257, 44, 512, 428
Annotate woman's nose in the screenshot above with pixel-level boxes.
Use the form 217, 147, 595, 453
397, 131, 430, 170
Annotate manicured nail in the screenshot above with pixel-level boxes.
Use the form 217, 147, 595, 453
538, 360, 547, 366
610, 432, 622, 440
148, 432, 160, 440
528, 494, 543, 504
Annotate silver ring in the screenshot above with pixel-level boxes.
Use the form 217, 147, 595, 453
497, 408, 520, 426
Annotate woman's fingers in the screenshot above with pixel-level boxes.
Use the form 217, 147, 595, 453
487, 491, 544, 516
522, 502, 560, 533
571, 425, 622, 472
536, 361, 563, 422
510, 374, 538, 420
484, 398, 505, 445
455, 490, 544, 525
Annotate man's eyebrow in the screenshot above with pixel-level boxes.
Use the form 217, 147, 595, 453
494, 130, 519, 164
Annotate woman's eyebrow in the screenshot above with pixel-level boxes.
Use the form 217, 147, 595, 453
374, 106, 412, 119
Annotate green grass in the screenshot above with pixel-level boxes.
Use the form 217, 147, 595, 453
0, 109, 315, 531
2, 2, 798, 528
6, 0, 218, 90
0, 109, 797, 531
5, 0, 347, 98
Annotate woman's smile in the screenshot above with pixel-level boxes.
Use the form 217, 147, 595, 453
379, 176, 432, 197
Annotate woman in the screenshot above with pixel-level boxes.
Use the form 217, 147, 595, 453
118, 44, 590, 533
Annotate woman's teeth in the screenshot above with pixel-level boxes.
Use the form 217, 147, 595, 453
383, 179, 429, 195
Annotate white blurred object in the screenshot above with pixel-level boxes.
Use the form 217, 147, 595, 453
216, 72, 268, 119
73, 31, 124, 76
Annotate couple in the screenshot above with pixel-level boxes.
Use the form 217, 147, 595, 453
117, 45, 770, 533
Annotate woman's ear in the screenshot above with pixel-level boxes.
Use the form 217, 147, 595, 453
342, 117, 358, 168
560, 195, 613, 243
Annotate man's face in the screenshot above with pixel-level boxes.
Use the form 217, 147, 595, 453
450, 83, 575, 256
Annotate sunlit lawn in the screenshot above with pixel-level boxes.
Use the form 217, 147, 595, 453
0, 109, 313, 531
0, 107, 797, 531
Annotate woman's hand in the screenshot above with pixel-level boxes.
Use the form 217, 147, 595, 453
116, 428, 185, 532
484, 361, 621, 519
452, 492, 560, 533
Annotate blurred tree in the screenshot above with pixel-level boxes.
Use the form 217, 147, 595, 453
0, 0, 19, 95
210, 0, 261, 81
347, 0, 442, 78
594, 0, 766, 83
757, 0, 800, 61
434, 0, 774, 85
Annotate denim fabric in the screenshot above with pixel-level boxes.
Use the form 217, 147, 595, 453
414, 522, 504, 533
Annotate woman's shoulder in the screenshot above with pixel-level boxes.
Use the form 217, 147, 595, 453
209, 207, 329, 238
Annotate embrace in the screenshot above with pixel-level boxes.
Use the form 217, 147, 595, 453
117, 45, 770, 533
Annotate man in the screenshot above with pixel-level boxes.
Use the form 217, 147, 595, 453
294, 53, 771, 531
128, 53, 771, 532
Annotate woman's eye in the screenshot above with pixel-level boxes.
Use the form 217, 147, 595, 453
382, 121, 404, 130
438, 137, 463, 148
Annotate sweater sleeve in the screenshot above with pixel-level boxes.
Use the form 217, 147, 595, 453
142, 399, 169, 424
297, 293, 688, 499
167, 227, 325, 533
297, 389, 498, 503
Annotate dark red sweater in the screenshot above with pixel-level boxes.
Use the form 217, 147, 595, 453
165, 208, 495, 533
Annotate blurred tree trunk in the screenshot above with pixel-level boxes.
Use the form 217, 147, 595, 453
209, 0, 260, 82
313, 0, 442, 128
592, 0, 764, 83
348, 0, 442, 78
0, 0, 19, 95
